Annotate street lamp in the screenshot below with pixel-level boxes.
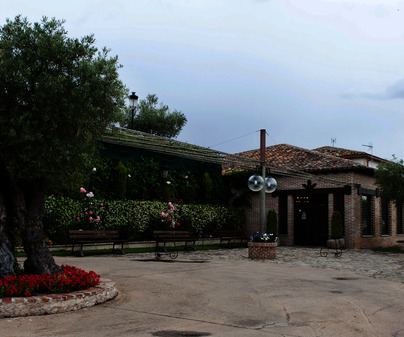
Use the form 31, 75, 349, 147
247, 129, 277, 232
128, 92, 139, 129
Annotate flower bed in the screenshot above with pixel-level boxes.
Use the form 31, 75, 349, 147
0, 265, 100, 298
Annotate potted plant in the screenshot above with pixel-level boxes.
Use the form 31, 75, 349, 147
248, 209, 278, 260
327, 210, 345, 249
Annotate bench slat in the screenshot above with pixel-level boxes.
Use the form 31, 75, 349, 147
68, 230, 127, 256
153, 231, 197, 257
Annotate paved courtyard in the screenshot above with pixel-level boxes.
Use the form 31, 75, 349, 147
1, 246, 403, 337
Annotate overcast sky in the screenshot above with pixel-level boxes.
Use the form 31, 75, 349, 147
2, 0, 404, 159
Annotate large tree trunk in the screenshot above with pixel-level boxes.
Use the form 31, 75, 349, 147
9, 175, 62, 275
0, 167, 16, 277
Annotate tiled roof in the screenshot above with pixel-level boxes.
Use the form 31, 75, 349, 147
236, 144, 371, 173
313, 146, 368, 157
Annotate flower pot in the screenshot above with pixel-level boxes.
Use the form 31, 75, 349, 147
248, 241, 278, 260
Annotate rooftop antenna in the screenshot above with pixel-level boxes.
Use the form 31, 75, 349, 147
362, 143, 373, 155
331, 138, 336, 147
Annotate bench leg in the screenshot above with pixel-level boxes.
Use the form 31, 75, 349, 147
80, 244, 84, 257
112, 242, 125, 254
71, 243, 76, 255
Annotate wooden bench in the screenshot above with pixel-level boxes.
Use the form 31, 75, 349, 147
153, 230, 197, 259
69, 230, 128, 257
219, 230, 249, 248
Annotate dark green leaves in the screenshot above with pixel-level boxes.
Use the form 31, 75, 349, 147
0, 15, 127, 181
127, 94, 187, 138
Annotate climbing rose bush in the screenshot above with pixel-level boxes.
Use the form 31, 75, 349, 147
0, 265, 100, 298
76, 187, 103, 228
160, 201, 180, 228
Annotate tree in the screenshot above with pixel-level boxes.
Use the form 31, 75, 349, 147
127, 94, 187, 138
375, 156, 404, 204
0, 16, 127, 275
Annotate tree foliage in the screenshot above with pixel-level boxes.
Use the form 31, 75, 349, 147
0, 15, 126, 182
127, 94, 187, 138
375, 156, 404, 204
0, 16, 127, 275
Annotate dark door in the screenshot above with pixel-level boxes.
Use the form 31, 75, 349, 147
294, 194, 328, 246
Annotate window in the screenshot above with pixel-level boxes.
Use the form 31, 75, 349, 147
361, 195, 373, 236
381, 199, 390, 235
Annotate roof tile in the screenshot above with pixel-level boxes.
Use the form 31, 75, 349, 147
237, 144, 368, 172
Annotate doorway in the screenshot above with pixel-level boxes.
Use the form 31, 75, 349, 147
294, 194, 328, 246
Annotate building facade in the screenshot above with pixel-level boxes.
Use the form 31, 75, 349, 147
238, 145, 403, 249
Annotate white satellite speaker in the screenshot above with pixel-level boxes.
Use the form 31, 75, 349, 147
248, 174, 265, 192
265, 176, 277, 193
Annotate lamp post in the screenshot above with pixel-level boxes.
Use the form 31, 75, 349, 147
128, 92, 139, 129
247, 129, 278, 232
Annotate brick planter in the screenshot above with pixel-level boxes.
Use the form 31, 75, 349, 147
248, 242, 278, 260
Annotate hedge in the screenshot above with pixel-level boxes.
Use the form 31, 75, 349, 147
43, 196, 244, 244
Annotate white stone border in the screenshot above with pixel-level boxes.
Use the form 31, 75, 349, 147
0, 278, 117, 318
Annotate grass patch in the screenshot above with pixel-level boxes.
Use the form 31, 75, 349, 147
14, 243, 246, 258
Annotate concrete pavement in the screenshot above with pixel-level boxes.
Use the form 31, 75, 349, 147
0, 247, 403, 337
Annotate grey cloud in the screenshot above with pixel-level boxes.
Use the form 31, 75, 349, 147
385, 79, 404, 99
342, 79, 404, 100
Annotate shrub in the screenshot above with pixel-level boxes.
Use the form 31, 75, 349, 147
43, 196, 81, 244
266, 209, 278, 236
330, 210, 343, 238
43, 196, 244, 244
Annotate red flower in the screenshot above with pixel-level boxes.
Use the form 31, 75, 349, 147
0, 265, 100, 298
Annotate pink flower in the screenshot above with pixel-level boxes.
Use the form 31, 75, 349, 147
100, 203, 103, 206
89, 217, 93, 222
86, 192, 94, 198
80, 187, 86, 193
184, 175, 188, 179
95, 216, 100, 222
77, 217, 80, 220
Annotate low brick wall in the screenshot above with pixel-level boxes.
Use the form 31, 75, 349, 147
248, 242, 278, 259
0, 278, 117, 318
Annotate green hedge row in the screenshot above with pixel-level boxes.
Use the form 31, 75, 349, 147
43, 196, 244, 244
